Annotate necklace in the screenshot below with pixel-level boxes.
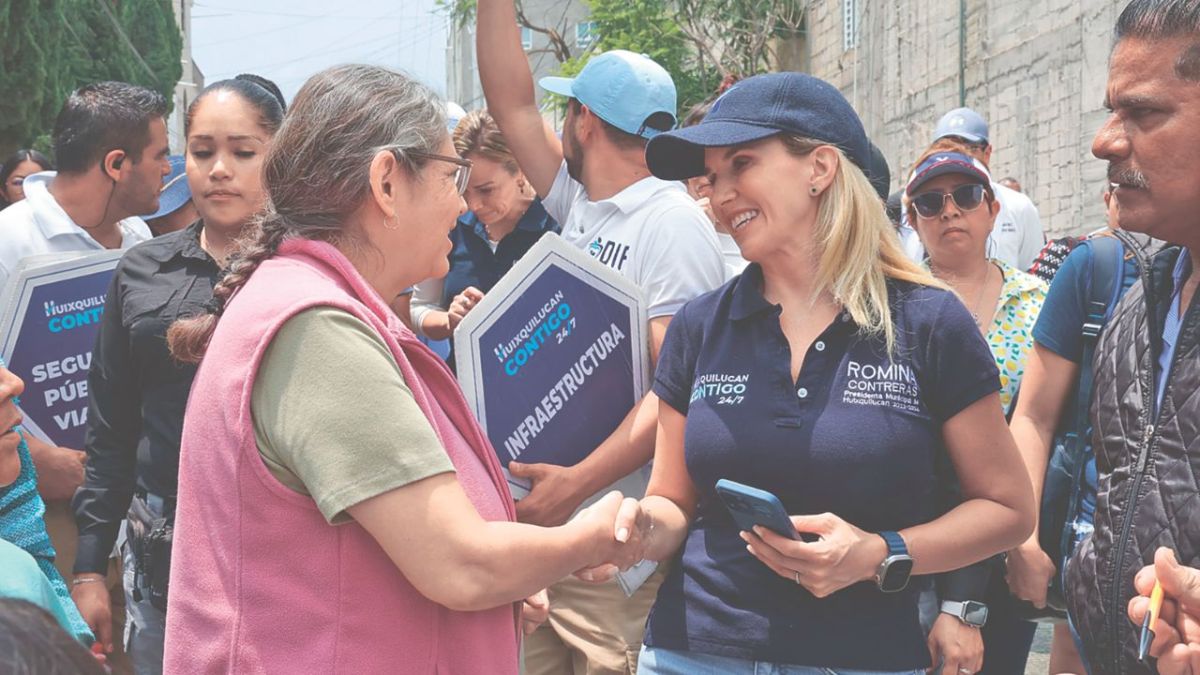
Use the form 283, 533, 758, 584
968, 262, 993, 329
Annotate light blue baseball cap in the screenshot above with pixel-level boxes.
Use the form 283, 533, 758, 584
933, 107, 989, 144
540, 50, 677, 140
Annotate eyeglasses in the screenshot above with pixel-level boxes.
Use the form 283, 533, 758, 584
396, 150, 472, 195
911, 184, 987, 219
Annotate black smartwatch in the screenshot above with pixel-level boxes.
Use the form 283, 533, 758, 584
940, 600, 989, 627
874, 531, 914, 593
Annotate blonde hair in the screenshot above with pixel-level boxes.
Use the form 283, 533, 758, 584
782, 135, 946, 355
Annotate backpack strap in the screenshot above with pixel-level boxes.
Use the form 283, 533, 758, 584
1073, 235, 1124, 441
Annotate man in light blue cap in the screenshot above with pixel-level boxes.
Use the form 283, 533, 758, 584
476, 1, 725, 672
930, 107, 1045, 271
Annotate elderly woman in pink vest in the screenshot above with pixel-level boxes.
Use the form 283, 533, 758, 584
160, 64, 646, 674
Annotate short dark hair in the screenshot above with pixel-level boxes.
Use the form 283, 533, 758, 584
568, 98, 673, 151
1115, 0, 1200, 80
0, 598, 106, 675
53, 81, 168, 174
0, 149, 53, 187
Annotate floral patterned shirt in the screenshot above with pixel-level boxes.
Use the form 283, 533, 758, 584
984, 259, 1048, 412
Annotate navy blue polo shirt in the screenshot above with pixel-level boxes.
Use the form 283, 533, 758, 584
645, 264, 1000, 670
441, 198, 559, 306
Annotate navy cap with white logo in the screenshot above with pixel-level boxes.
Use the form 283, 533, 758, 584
645, 72, 871, 180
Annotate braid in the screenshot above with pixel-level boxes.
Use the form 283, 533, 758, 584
166, 216, 289, 364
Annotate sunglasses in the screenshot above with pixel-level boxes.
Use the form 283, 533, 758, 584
390, 149, 473, 195
911, 183, 987, 219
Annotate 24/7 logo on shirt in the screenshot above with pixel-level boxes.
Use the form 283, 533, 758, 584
690, 373, 750, 406
587, 237, 631, 272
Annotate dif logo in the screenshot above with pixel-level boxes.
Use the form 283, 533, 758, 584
44, 297, 106, 334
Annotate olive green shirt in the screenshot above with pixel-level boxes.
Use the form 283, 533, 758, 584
251, 307, 455, 524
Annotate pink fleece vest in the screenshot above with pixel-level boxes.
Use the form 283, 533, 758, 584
163, 239, 519, 674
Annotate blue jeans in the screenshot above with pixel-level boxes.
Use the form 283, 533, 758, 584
638, 645, 923, 675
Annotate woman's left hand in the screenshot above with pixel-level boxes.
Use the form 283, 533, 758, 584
741, 513, 886, 597
521, 589, 550, 636
926, 612, 983, 675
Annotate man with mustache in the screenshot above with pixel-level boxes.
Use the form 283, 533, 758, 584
1064, 1, 1200, 673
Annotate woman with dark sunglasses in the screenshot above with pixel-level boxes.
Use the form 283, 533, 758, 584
905, 142, 1048, 675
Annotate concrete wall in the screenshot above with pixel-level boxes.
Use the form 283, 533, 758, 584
804, 0, 1127, 237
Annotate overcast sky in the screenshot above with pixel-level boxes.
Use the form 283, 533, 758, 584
189, 0, 448, 103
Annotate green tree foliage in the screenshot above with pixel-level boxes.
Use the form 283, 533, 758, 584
0, 0, 183, 157
558, 0, 720, 118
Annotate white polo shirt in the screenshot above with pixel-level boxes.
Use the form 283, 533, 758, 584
990, 182, 1045, 271
0, 172, 152, 292
543, 162, 725, 319
543, 162, 725, 503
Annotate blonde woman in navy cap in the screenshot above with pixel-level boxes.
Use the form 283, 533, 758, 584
605, 72, 1036, 674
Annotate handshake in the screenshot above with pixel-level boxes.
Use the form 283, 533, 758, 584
569, 491, 655, 584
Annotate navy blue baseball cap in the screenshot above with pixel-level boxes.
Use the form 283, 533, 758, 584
904, 151, 994, 198
143, 155, 190, 219
645, 72, 871, 181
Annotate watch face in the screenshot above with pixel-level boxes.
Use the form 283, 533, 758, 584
879, 556, 914, 593
964, 602, 990, 627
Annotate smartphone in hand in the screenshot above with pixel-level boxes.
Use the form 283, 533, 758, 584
715, 479, 816, 542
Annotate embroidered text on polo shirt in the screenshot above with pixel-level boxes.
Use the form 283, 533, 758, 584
842, 359, 922, 414
690, 372, 751, 406
587, 236, 631, 271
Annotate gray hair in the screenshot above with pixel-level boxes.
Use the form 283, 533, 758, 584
168, 64, 447, 363
1115, 0, 1200, 80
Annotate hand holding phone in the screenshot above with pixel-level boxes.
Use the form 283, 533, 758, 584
715, 479, 815, 542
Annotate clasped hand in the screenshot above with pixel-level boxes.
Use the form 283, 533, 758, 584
741, 512, 883, 598
568, 491, 651, 583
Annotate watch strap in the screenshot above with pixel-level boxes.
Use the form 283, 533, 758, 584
880, 530, 908, 557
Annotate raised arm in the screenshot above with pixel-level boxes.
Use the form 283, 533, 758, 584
475, 0, 564, 196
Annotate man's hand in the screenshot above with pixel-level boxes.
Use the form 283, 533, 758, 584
510, 461, 590, 527
521, 589, 550, 636
927, 612, 984, 675
26, 437, 85, 502
71, 576, 113, 654
1129, 548, 1200, 674
1005, 539, 1057, 608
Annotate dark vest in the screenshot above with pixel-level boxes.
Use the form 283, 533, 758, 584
1066, 246, 1200, 675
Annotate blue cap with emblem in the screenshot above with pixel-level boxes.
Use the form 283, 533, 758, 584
933, 107, 989, 145
539, 50, 677, 140
644, 72, 871, 181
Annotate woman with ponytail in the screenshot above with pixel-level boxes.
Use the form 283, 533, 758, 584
161, 65, 645, 675
70, 74, 285, 674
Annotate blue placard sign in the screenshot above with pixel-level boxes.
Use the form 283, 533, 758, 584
0, 251, 123, 448
455, 234, 649, 497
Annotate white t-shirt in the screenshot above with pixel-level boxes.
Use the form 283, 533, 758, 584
543, 162, 725, 318
543, 162, 724, 501
896, 182, 1045, 271
989, 183, 1045, 272
716, 232, 749, 281
0, 172, 152, 292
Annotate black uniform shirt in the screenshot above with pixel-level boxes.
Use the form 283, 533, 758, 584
72, 221, 219, 574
